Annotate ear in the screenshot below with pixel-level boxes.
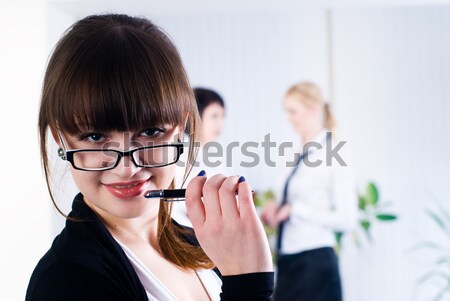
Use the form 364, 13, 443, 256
309, 102, 322, 115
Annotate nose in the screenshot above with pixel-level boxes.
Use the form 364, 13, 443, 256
110, 153, 142, 179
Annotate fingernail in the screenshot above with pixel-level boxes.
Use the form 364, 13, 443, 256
197, 170, 206, 177
238, 176, 246, 183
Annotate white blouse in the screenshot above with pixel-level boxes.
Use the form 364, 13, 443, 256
278, 130, 358, 254
113, 237, 222, 301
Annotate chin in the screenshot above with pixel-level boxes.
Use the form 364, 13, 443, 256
110, 199, 159, 219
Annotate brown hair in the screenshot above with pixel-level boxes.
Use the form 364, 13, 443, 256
286, 81, 336, 131
38, 14, 213, 270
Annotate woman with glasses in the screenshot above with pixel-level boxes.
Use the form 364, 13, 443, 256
26, 14, 273, 301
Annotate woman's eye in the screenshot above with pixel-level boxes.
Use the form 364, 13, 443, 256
140, 128, 166, 137
80, 133, 105, 143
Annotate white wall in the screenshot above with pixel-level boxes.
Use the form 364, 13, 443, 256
0, 2, 51, 300
332, 7, 450, 301
44, 3, 79, 239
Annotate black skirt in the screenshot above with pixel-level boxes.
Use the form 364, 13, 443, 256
273, 247, 342, 301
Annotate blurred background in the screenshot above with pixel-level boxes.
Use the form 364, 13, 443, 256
1, 0, 450, 300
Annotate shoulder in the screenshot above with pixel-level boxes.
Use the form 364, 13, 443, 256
26, 228, 131, 300
26, 250, 128, 300
26, 221, 146, 300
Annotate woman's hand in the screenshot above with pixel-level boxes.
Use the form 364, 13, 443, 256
185, 172, 273, 276
261, 201, 292, 228
260, 201, 278, 228
274, 204, 292, 226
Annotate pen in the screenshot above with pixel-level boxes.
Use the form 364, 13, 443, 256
144, 189, 252, 201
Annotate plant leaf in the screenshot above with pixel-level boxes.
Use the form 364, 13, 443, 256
358, 195, 367, 210
360, 219, 371, 230
408, 241, 450, 254
254, 194, 263, 207
334, 232, 343, 254
435, 256, 450, 266
360, 219, 372, 242
352, 231, 361, 248
367, 182, 379, 206
376, 213, 398, 221
426, 209, 450, 238
432, 283, 450, 301
335, 232, 343, 246
264, 190, 275, 199
417, 270, 449, 285
427, 191, 450, 223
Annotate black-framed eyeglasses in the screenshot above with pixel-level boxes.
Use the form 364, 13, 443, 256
57, 131, 184, 171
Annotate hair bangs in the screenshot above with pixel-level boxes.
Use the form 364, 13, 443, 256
51, 22, 190, 135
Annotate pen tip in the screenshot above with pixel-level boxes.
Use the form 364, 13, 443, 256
144, 190, 161, 198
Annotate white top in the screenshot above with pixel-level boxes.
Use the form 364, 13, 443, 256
113, 237, 222, 301
278, 130, 358, 254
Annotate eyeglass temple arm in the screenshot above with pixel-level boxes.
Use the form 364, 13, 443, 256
57, 130, 69, 152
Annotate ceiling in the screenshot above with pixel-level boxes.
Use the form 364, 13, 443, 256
48, 0, 450, 17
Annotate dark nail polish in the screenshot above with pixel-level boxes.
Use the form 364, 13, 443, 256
238, 176, 246, 183
197, 170, 206, 177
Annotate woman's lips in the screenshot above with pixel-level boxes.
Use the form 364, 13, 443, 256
104, 179, 148, 199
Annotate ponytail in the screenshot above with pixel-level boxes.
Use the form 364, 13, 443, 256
324, 102, 336, 131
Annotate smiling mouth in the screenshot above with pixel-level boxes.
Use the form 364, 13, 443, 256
104, 179, 149, 199
112, 182, 142, 189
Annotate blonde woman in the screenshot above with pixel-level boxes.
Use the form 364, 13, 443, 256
261, 82, 357, 301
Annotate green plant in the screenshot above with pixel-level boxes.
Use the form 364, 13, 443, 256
335, 182, 398, 251
254, 190, 275, 208
412, 201, 450, 301
254, 189, 277, 238
253, 189, 277, 261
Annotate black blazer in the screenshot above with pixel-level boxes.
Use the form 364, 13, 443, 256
26, 193, 273, 300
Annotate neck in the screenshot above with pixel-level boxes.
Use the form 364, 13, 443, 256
85, 199, 159, 247
109, 216, 159, 247
301, 124, 324, 146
